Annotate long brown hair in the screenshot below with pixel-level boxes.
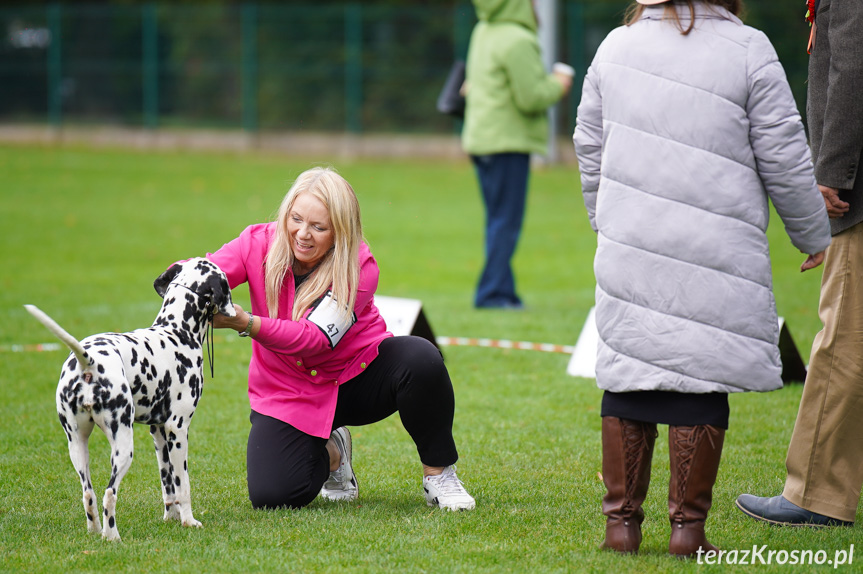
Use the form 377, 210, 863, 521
625, 0, 743, 35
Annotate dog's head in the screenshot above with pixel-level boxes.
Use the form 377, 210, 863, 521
154, 258, 236, 318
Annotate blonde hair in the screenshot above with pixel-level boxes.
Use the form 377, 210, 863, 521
264, 167, 363, 321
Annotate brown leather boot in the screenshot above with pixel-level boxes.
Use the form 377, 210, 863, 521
600, 416, 657, 554
668, 424, 725, 558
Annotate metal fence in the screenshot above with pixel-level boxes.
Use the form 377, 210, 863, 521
0, 2, 813, 137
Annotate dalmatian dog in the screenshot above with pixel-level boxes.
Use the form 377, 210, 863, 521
24, 258, 234, 542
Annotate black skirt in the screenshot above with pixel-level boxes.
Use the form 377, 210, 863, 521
601, 390, 729, 429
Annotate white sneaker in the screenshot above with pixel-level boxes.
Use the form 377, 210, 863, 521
423, 465, 475, 511
320, 427, 358, 501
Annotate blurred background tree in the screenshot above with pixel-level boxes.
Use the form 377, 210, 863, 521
0, 1, 814, 136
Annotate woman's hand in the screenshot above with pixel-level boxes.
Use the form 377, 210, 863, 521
801, 251, 825, 272
213, 304, 248, 331
554, 72, 573, 95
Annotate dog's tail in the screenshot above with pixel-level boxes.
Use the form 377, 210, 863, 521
24, 304, 95, 375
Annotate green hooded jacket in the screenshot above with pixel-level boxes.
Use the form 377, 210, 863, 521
462, 0, 564, 156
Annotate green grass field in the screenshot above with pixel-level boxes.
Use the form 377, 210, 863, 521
0, 143, 856, 573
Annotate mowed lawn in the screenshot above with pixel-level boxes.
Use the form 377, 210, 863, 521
0, 143, 855, 573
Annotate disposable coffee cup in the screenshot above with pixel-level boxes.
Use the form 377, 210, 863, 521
553, 62, 575, 78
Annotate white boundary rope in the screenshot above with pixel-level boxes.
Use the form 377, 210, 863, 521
435, 336, 574, 355
1, 342, 65, 353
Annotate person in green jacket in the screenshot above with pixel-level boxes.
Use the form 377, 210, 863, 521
462, 0, 572, 309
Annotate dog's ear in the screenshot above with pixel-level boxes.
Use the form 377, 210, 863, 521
154, 263, 182, 298
205, 272, 236, 317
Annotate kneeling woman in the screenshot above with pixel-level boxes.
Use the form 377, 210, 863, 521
209, 166, 474, 511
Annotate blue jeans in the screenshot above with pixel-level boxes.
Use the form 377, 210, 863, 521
471, 153, 530, 308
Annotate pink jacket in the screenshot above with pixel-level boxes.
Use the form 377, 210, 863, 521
208, 223, 392, 438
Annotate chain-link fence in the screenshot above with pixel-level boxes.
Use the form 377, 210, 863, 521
0, 2, 814, 138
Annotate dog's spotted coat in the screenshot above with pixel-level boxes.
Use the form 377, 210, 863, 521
26, 258, 234, 541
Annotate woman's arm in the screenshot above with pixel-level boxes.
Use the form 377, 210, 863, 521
505, 32, 565, 114
746, 31, 831, 256
207, 233, 251, 290
215, 240, 381, 356
573, 62, 603, 233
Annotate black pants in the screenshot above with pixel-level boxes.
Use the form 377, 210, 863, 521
246, 336, 459, 509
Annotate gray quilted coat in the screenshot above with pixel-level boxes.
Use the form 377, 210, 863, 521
573, 3, 831, 394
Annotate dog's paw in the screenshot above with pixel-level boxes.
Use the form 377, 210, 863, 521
182, 517, 203, 528
163, 503, 182, 522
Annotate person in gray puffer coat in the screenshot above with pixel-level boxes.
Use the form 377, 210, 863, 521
573, 0, 831, 558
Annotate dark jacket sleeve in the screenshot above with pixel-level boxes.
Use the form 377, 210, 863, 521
810, 0, 863, 192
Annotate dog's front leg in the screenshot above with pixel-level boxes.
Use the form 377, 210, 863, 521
163, 421, 201, 528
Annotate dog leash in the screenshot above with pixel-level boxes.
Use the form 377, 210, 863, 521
168, 281, 216, 379
205, 308, 215, 379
